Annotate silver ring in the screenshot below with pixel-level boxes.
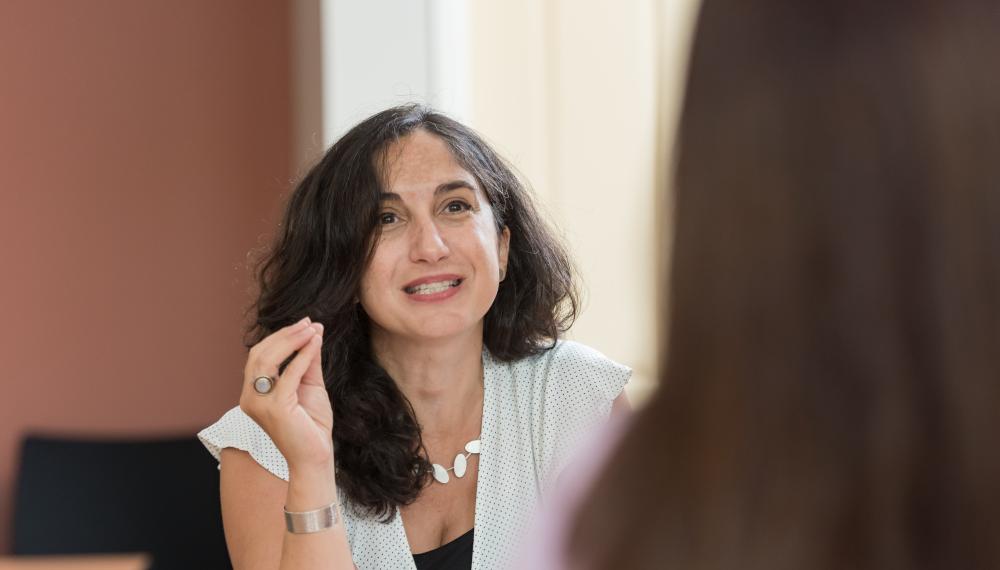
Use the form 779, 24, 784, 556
253, 375, 275, 395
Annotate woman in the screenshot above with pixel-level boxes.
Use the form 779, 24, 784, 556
523, 0, 1000, 568
198, 105, 630, 570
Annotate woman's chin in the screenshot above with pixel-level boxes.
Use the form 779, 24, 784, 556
411, 322, 479, 341
394, 315, 484, 343
367, 307, 488, 345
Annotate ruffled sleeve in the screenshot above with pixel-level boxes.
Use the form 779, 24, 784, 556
197, 405, 290, 481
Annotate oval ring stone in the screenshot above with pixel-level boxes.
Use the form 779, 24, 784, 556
253, 376, 274, 394
454, 453, 467, 478
465, 440, 481, 454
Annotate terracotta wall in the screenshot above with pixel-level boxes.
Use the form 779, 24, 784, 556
0, 1, 292, 553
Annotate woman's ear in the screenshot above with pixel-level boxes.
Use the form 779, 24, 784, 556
498, 226, 511, 280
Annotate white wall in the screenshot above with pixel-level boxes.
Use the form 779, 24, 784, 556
319, 0, 469, 145
468, 0, 700, 403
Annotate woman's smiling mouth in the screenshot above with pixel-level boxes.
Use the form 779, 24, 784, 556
401, 274, 465, 300
404, 279, 462, 295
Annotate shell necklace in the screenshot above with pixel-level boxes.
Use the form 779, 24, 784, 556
430, 438, 481, 484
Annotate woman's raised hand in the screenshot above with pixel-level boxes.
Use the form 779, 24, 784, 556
239, 317, 334, 471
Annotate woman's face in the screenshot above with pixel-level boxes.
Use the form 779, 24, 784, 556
359, 130, 510, 344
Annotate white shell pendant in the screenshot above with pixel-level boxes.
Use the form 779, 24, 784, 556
453, 453, 468, 478
432, 463, 450, 484
429, 436, 481, 484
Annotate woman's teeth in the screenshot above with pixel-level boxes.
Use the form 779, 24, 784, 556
406, 279, 460, 295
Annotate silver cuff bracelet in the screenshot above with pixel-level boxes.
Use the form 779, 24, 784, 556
284, 502, 339, 534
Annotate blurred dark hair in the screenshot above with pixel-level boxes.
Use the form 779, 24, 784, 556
572, 1, 1000, 568
248, 104, 577, 519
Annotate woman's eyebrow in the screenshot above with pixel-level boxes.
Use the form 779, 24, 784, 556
435, 180, 477, 195
378, 180, 477, 202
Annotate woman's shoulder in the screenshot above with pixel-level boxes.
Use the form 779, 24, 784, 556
501, 339, 632, 396
486, 338, 631, 438
486, 340, 631, 493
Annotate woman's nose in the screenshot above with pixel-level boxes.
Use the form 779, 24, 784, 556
410, 219, 450, 263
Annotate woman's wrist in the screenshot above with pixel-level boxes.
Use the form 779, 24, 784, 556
286, 459, 338, 512
280, 458, 355, 569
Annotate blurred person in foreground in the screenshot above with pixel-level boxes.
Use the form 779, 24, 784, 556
521, 0, 1000, 568
198, 105, 630, 570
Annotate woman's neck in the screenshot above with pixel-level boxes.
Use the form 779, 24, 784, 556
371, 327, 484, 438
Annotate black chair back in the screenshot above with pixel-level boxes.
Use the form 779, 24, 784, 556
12, 434, 231, 570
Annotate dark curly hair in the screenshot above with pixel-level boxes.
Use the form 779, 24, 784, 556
246, 104, 578, 520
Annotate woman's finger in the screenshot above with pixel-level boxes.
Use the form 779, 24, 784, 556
247, 316, 312, 362
271, 333, 322, 401
301, 323, 325, 388
249, 323, 318, 378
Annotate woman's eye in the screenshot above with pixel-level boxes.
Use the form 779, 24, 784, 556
379, 212, 398, 225
445, 201, 471, 213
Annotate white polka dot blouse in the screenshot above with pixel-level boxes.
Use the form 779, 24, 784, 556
198, 340, 631, 570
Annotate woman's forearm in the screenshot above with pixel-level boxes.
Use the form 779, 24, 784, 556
280, 461, 356, 569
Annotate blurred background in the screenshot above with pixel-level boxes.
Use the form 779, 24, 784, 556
0, 0, 698, 557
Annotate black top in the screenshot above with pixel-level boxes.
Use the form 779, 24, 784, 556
412, 528, 474, 570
